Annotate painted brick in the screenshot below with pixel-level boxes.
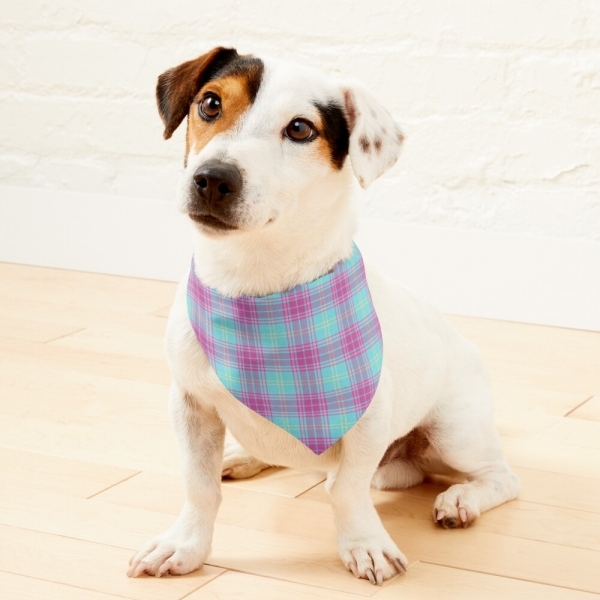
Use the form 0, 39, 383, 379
1, 0, 599, 242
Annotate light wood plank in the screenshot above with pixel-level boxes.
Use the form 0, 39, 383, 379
189, 570, 371, 599
0, 525, 223, 600
51, 324, 167, 361
568, 396, 600, 421
0, 316, 81, 343
0, 294, 170, 337
0, 572, 131, 600
0, 262, 176, 315
492, 382, 588, 420
223, 466, 325, 497
503, 436, 600, 479
0, 338, 170, 385
514, 467, 600, 513
0, 362, 169, 422
153, 306, 171, 318
535, 417, 600, 450
447, 315, 600, 394
0, 447, 137, 499
374, 562, 600, 600
0, 414, 180, 475
493, 410, 561, 438
97, 471, 325, 518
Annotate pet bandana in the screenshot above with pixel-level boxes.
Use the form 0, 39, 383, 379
187, 244, 383, 455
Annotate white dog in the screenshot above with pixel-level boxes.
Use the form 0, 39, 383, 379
128, 47, 520, 585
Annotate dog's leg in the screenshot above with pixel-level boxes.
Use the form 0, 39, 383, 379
128, 382, 224, 577
431, 392, 520, 529
222, 439, 271, 479
327, 406, 408, 585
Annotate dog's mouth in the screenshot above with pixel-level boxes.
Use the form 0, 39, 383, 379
188, 213, 238, 231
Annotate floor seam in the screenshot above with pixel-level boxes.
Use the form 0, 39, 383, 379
563, 395, 594, 417
44, 327, 87, 344
86, 471, 142, 500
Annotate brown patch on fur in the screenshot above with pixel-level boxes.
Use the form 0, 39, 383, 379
312, 101, 350, 170
187, 74, 254, 154
359, 136, 371, 153
343, 89, 357, 132
156, 47, 239, 140
156, 48, 263, 160
379, 427, 430, 468
374, 138, 382, 153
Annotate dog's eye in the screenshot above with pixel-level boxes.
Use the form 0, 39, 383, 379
199, 93, 222, 121
284, 118, 315, 142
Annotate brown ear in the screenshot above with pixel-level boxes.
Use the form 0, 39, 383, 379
156, 47, 239, 139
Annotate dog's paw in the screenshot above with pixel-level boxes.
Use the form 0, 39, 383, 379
433, 483, 480, 529
221, 441, 270, 479
338, 536, 407, 585
127, 529, 210, 578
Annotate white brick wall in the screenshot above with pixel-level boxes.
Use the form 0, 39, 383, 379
1, 0, 600, 241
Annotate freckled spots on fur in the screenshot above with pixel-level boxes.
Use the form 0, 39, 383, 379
397, 131, 405, 144
358, 176, 365, 186
359, 136, 371, 153
374, 138, 382, 153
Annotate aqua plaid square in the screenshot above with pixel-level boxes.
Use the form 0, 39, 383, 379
265, 370, 296, 395
312, 307, 339, 341
258, 321, 289, 348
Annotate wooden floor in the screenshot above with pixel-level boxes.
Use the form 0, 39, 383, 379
1, 261, 599, 599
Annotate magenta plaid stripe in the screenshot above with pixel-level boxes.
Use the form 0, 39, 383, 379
187, 244, 383, 454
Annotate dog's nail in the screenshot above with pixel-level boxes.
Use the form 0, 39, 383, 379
436, 510, 446, 521
375, 569, 384, 586
459, 507, 468, 523
366, 568, 376, 585
221, 469, 233, 478
394, 558, 406, 574
349, 561, 359, 577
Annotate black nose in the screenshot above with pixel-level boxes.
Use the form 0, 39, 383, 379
192, 160, 242, 207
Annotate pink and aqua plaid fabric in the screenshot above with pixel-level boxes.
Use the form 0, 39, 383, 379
187, 244, 383, 455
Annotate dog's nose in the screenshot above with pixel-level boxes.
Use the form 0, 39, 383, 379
193, 160, 242, 207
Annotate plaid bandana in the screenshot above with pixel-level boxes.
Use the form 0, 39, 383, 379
187, 244, 383, 454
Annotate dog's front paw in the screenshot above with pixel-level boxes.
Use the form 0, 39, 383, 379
338, 536, 407, 585
221, 441, 270, 479
127, 527, 210, 578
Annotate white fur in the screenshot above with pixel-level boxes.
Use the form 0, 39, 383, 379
129, 53, 520, 584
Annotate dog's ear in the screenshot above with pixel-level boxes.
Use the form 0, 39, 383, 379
341, 82, 404, 189
156, 47, 239, 139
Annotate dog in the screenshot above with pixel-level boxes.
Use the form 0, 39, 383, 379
127, 47, 520, 585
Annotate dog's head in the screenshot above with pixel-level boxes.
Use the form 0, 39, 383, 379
157, 47, 404, 236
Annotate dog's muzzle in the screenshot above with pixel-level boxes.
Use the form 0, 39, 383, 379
189, 160, 243, 230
